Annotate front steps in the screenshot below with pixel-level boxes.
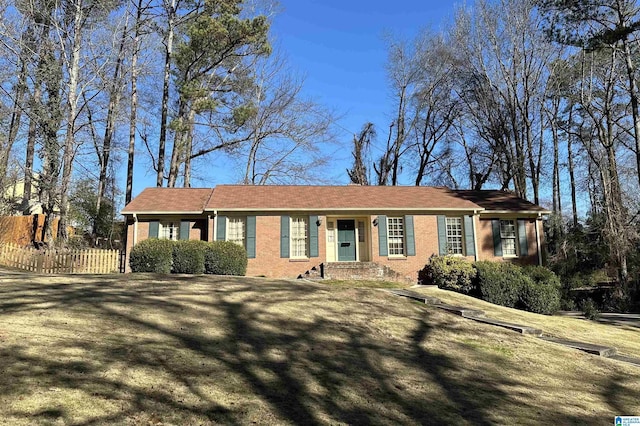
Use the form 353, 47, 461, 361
299, 262, 412, 283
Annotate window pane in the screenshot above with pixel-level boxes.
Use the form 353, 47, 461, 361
446, 217, 463, 255
160, 222, 178, 241
291, 217, 308, 258
387, 217, 404, 256
500, 220, 517, 256
228, 217, 245, 247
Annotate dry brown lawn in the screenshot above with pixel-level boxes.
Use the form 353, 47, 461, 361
0, 272, 638, 425
412, 286, 640, 360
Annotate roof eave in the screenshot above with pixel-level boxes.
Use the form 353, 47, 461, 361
121, 210, 204, 215
479, 210, 551, 215
204, 207, 484, 212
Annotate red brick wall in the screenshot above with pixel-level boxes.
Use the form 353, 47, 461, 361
476, 217, 539, 266
124, 212, 544, 277
246, 214, 326, 278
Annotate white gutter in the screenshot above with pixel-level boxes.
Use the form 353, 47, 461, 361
472, 209, 479, 261
212, 210, 218, 241
121, 210, 203, 215
133, 213, 138, 246
535, 213, 542, 266
480, 210, 551, 215
203, 207, 484, 213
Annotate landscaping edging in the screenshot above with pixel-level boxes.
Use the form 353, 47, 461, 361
388, 289, 640, 368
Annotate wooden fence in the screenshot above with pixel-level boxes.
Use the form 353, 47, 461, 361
0, 214, 61, 246
0, 243, 120, 274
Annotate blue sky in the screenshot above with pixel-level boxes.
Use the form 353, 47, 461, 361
131, 0, 460, 195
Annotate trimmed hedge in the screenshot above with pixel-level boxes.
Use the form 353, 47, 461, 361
172, 240, 208, 274
419, 255, 477, 294
474, 261, 530, 308
129, 238, 173, 273
204, 241, 248, 276
520, 266, 561, 314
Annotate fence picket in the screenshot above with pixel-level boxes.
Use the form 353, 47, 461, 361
0, 243, 121, 275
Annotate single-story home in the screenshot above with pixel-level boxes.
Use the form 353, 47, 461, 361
121, 185, 550, 282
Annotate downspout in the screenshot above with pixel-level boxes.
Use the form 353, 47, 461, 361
133, 213, 138, 246
212, 210, 218, 241
535, 213, 542, 266
472, 210, 479, 261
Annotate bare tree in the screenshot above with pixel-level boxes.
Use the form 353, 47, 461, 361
347, 123, 374, 185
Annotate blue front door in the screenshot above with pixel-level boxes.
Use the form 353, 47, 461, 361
337, 220, 356, 261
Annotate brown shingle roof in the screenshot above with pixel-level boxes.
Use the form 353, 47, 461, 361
122, 188, 214, 214
121, 185, 549, 215
205, 185, 480, 211
453, 190, 550, 213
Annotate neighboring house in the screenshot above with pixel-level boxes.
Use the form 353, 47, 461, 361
121, 185, 550, 281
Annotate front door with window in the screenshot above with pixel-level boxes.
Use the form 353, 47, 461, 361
337, 220, 356, 261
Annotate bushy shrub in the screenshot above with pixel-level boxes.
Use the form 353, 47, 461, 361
519, 281, 561, 314
581, 298, 600, 320
129, 238, 173, 273
204, 241, 247, 276
474, 261, 529, 308
419, 255, 477, 294
172, 240, 207, 274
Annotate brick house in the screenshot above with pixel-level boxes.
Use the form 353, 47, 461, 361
121, 185, 550, 281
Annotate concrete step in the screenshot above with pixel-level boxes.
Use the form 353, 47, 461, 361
539, 336, 617, 357
436, 303, 486, 318
462, 314, 543, 336
388, 289, 441, 305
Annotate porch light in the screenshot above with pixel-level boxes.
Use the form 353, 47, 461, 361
316, 218, 322, 226
372, 218, 378, 227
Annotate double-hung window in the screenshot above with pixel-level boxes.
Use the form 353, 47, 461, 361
291, 216, 308, 258
500, 219, 517, 256
445, 217, 464, 255
227, 217, 246, 247
159, 221, 179, 241
387, 217, 405, 256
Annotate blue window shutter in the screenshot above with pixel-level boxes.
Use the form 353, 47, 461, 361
280, 216, 290, 258
179, 221, 190, 240
378, 215, 388, 256
518, 219, 529, 256
216, 216, 226, 241
405, 215, 415, 256
492, 219, 503, 256
464, 216, 475, 256
246, 216, 256, 258
309, 215, 319, 257
437, 215, 447, 255
149, 221, 159, 238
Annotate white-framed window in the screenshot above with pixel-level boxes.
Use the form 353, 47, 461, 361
227, 217, 246, 247
500, 219, 517, 257
446, 217, 464, 255
159, 221, 179, 241
387, 217, 405, 256
291, 216, 308, 258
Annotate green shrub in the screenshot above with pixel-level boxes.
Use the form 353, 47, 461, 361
581, 298, 600, 320
519, 266, 561, 315
474, 261, 529, 308
419, 255, 477, 294
172, 240, 207, 274
204, 241, 247, 276
519, 281, 561, 314
129, 238, 173, 273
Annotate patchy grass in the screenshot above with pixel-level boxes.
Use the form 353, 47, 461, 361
413, 286, 640, 359
0, 272, 638, 425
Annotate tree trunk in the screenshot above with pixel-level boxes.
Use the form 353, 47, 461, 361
58, 0, 84, 242
157, 0, 177, 187
126, 0, 145, 204
94, 23, 127, 237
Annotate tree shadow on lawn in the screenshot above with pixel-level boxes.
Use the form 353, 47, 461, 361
0, 274, 632, 424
